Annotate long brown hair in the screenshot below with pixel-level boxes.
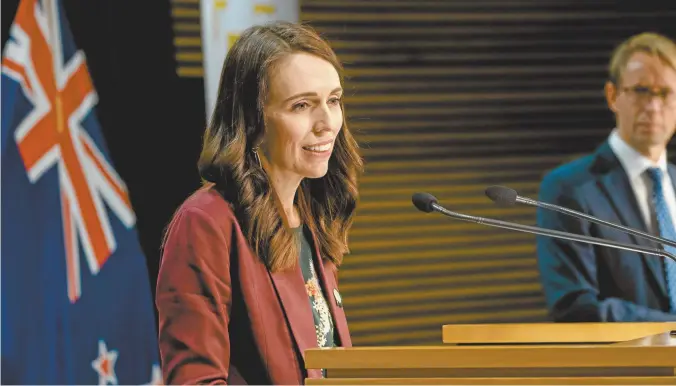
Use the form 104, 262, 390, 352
197, 21, 362, 272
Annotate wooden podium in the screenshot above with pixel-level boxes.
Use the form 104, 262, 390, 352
304, 323, 676, 385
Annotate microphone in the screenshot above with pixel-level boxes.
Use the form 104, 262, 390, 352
484, 185, 676, 249
411, 192, 676, 263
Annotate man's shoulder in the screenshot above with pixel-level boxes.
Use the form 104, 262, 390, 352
541, 152, 598, 192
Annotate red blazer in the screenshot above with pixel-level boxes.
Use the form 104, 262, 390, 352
155, 186, 352, 385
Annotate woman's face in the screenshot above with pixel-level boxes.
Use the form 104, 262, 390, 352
262, 52, 344, 182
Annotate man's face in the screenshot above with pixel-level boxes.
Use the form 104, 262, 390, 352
606, 52, 676, 157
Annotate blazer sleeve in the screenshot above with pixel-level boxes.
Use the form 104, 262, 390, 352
156, 206, 234, 384
536, 173, 676, 322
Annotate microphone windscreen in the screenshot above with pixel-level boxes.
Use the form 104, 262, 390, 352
412, 192, 438, 213
485, 185, 517, 206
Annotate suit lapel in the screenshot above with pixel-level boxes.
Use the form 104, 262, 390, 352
668, 164, 676, 197
594, 143, 667, 297
268, 262, 323, 378
308, 230, 352, 348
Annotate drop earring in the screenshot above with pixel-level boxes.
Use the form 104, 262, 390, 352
252, 147, 262, 168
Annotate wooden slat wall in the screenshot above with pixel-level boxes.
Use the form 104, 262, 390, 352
300, 0, 676, 346
170, 0, 203, 77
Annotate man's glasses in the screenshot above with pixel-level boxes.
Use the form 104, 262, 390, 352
621, 85, 676, 106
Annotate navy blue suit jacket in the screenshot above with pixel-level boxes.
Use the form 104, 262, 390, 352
536, 141, 676, 322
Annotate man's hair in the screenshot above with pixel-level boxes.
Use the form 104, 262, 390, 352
608, 32, 676, 85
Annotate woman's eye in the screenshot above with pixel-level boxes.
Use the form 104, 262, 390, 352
292, 101, 309, 111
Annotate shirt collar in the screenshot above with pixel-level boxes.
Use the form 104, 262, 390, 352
608, 128, 668, 180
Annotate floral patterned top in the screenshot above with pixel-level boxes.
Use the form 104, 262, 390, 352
295, 226, 335, 349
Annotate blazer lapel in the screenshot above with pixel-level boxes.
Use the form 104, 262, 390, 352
594, 143, 667, 297
268, 265, 323, 378
308, 231, 352, 348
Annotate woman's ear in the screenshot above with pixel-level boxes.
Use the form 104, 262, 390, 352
258, 137, 271, 161
259, 113, 270, 155
255, 130, 272, 173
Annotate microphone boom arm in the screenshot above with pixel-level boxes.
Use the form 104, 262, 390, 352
517, 195, 676, 249
431, 202, 676, 263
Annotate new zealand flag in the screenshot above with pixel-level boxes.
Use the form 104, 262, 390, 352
1, 0, 161, 383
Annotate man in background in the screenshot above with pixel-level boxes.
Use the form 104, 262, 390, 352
537, 32, 676, 322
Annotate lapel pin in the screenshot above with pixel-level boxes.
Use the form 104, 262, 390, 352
333, 288, 343, 308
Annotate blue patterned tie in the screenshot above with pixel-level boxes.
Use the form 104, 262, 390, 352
646, 167, 676, 312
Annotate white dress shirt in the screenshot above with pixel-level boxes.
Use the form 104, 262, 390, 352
608, 129, 676, 233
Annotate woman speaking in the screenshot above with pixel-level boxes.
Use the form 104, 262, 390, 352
155, 21, 363, 385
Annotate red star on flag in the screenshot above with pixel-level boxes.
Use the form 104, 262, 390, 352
91, 340, 118, 385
